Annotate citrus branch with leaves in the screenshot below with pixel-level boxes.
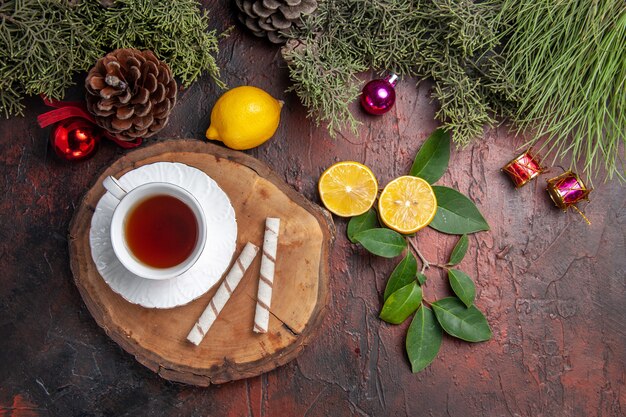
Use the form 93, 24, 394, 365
341, 129, 492, 373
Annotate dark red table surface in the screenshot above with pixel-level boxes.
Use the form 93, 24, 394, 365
1, 3, 625, 416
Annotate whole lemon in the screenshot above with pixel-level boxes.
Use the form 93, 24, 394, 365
205, 86, 283, 150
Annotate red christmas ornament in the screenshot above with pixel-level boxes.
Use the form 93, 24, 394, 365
502, 148, 545, 187
51, 118, 100, 161
37, 97, 142, 162
360, 73, 398, 115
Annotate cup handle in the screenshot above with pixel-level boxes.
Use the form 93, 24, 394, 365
103, 176, 128, 201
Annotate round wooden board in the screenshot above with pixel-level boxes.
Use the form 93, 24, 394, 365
69, 140, 335, 386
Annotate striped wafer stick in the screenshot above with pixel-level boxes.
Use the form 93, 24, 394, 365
187, 242, 259, 346
253, 217, 281, 333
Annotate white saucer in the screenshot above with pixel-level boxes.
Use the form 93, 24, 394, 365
89, 162, 237, 309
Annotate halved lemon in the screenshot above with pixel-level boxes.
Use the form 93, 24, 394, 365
318, 161, 378, 217
378, 176, 437, 234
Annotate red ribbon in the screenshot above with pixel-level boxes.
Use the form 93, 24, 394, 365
37, 97, 142, 149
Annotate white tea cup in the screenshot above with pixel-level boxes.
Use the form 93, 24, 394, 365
103, 176, 207, 280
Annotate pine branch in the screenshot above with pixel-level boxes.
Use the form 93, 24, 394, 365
285, 0, 503, 144
495, 0, 626, 180
0, 0, 101, 116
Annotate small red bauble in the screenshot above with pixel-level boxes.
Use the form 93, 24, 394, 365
51, 118, 100, 161
360, 73, 398, 115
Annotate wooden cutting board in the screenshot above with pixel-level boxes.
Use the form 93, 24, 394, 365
68, 140, 335, 386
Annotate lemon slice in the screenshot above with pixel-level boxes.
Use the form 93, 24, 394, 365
318, 161, 378, 217
378, 176, 437, 234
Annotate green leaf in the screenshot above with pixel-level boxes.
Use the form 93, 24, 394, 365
406, 306, 442, 373
384, 253, 418, 301
429, 186, 489, 235
448, 234, 469, 266
379, 282, 422, 324
431, 297, 491, 342
409, 128, 450, 184
447, 269, 476, 307
416, 273, 427, 285
353, 228, 407, 258
347, 209, 379, 243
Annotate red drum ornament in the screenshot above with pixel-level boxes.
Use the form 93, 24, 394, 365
360, 73, 399, 115
546, 171, 591, 209
51, 118, 100, 161
502, 148, 544, 187
546, 171, 592, 224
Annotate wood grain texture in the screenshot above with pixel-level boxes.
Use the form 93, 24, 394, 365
0, 1, 624, 416
68, 140, 334, 385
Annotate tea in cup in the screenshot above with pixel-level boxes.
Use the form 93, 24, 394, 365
103, 176, 207, 280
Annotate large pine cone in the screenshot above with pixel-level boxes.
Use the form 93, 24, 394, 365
235, 0, 317, 44
85, 48, 177, 141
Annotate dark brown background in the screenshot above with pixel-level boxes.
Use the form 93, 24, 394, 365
1, 2, 624, 416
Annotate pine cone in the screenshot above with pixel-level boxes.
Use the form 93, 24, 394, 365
85, 48, 177, 141
235, 0, 318, 44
